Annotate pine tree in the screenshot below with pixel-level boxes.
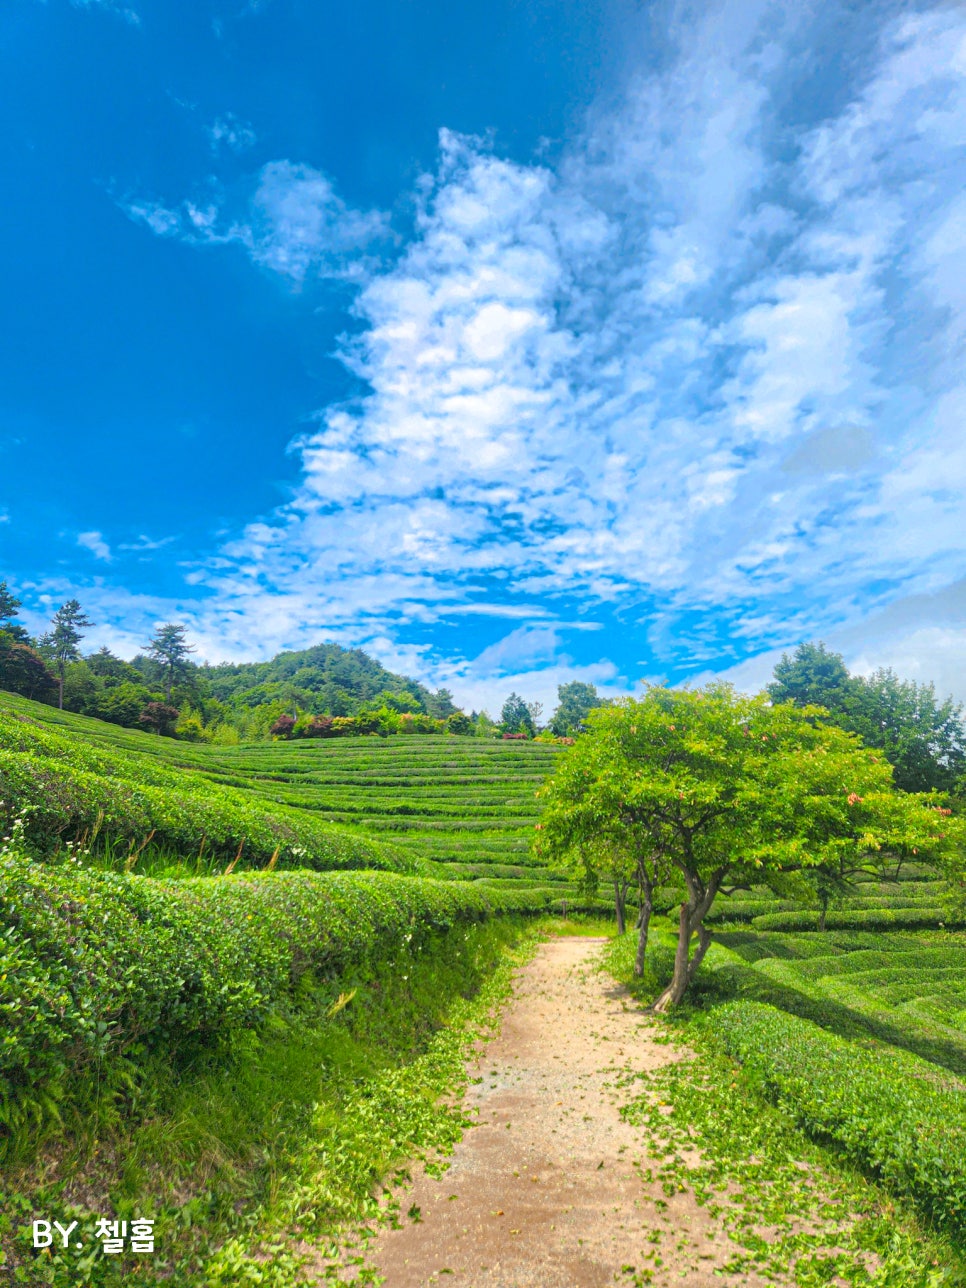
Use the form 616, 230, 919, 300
39, 600, 94, 709
144, 623, 196, 701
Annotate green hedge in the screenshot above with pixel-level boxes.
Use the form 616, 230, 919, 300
711, 1001, 966, 1238
0, 708, 401, 872
750, 907, 966, 932
0, 852, 556, 1135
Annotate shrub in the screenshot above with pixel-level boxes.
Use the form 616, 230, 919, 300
0, 849, 556, 1143
0, 708, 401, 872
711, 1000, 966, 1238
751, 907, 966, 932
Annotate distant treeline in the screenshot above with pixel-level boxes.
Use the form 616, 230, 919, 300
1, 582, 962, 792
0, 582, 601, 744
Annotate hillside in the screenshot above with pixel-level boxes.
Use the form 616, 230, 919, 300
0, 692, 564, 886
199, 641, 444, 715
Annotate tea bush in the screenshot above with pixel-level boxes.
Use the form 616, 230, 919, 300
0, 848, 558, 1145
710, 1000, 966, 1238
751, 906, 965, 931
0, 707, 403, 872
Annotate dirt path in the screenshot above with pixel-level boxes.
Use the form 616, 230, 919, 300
355, 937, 786, 1288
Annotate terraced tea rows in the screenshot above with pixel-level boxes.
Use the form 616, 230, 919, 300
702, 923, 966, 1078
704, 863, 960, 931
174, 736, 564, 874
0, 694, 564, 881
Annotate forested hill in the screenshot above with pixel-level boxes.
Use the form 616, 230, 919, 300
200, 642, 449, 717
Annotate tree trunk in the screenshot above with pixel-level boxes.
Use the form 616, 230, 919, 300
649, 868, 725, 1012
613, 879, 626, 935
686, 924, 713, 984
58, 671, 64, 710
651, 903, 693, 1012
634, 881, 653, 978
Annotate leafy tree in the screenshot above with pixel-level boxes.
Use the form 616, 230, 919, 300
62, 660, 98, 713
39, 600, 94, 709
138, 702, 181, 737
536, 720, 671, 975
500, 692, 534, 736
144, 623, 197, 702
425, 687, 458, 719
550, 681, 604, 735
86, 646, 146, 687
472, 710, 499, 738
845, 669, 966, 794
769, 643, 966, 793
89, 681, 156, 728
0, 636, 57, 701
537, 684, 963, 1010
768, 641, 853, 709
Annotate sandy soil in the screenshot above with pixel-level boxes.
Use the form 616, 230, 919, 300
349, 937, 791, 1288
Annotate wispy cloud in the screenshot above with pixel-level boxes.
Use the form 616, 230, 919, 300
76, 531, 111, 561
117, 533, 176, 553
206, 113, 257, 154
68, 0, 140, 25
121, 160, 390, 285
110, 0, 966, 701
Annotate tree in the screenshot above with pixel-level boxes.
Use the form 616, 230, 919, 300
144, 623, 196, 702
425, 687, 458, 719
500, 692, 534, 736
845, 669, 966, 794
0, 636, 57, 701
0, 580, 29, 643
769, 643, 966, 793
39, 600, 94, 709
537, 684, 963, 1010
550, 681, 604, 736
536, 718, 671, 976
768, 641, 853, 709
138, 702, 181, 736
0, 580, 19, 624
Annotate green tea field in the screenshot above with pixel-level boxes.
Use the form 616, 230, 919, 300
0, 692, 566, 887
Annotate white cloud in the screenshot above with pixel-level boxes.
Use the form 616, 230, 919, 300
69, 0, 140, 24
76, 531, 111, 561
704, 578, 966, 705
105, 0, 966, 700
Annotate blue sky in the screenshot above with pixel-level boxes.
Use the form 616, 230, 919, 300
2, 0, 965, 714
